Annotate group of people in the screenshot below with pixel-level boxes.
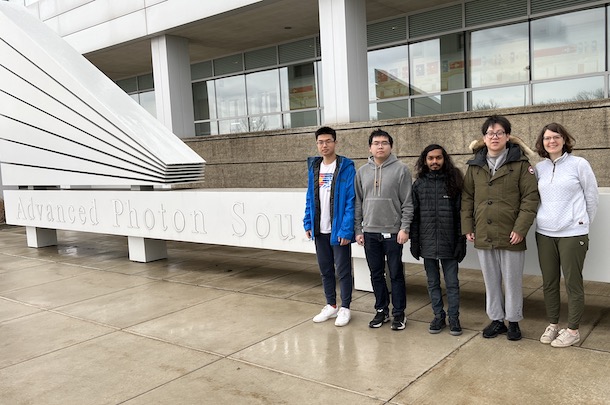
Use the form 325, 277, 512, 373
303, 115, 599, 348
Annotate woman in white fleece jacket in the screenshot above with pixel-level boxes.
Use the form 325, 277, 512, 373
534, 123, 599, 348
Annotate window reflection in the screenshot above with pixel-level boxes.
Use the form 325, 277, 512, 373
246, 70, 281, 115
369, 99, 409, 120
532, 9, 604, 80
280, 63, 317, 111
138, 90, 156, 118
410, 34, 464, 95
470, 23, 529, 87
192, 80, 215, 121
470, 86, 528, 110
216, 76, 247, 119
533, 76, 604, 104
412, 93, 463, 116
368, 45, 409, 101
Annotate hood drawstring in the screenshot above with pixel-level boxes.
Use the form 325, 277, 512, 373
374, 163, 383, 196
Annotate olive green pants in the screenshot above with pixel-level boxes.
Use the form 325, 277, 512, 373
535, 233, 589, 330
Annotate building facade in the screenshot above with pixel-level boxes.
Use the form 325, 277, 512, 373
5, 0, 610, 189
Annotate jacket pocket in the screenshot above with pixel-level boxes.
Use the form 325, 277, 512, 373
363, 198, 399, 228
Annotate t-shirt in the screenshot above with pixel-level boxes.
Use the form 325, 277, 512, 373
318, 160, 336, 233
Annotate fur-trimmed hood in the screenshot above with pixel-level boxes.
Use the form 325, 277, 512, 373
468, 135, 537, 162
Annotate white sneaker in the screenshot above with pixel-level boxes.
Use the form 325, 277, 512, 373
551, 329, 580, 348
540, 324, 559, 344
334, 307, 351, 327
313, 304, 338, 323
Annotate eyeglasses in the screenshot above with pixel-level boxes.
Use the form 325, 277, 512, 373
371, 141, 390, 147
485, 131, 506, 139
316, 140, 335, 145
543, 135, 562, 142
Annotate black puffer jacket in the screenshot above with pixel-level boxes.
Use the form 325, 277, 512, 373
410, 171, 464, 260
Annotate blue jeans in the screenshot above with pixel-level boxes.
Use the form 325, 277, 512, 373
314, 233, 353, 308
423, 258, 460, 319
363, 232, 406, 316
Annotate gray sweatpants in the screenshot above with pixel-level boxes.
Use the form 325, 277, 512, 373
477, 249, 525, 322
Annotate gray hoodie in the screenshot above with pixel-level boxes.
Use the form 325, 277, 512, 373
354, 154, 413, 234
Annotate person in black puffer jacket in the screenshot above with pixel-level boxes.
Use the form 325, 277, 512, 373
410, 144, 466, 336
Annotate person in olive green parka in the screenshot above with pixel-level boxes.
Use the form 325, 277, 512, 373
461, 115, 539, 341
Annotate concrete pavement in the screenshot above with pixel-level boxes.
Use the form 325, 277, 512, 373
1, 225, 609, 404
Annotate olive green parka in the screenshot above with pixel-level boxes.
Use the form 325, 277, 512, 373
460, 136, 540, 251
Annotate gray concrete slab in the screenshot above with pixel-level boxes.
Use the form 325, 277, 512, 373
1, 226, 609, 404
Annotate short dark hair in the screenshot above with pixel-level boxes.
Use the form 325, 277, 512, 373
481, 115, 512, 135
368, 128, 393, 147
535, 122, 575, 158
315, 126, 336, 141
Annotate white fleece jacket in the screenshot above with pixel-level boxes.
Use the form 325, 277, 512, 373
535, 153, 599, 237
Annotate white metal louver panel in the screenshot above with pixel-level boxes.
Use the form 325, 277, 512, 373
0, 3, 205, 187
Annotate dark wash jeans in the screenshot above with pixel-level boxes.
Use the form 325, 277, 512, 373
423, 258, 460, 319
314, 233, 353, 308
363, 232, 406, 317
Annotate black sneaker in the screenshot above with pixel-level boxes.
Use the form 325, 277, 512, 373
369, 309, 390, 328
507, 321, 522, 341
482, 320, 508, 338
391, 313, 406, 331
429, 316, 446, 334
449, 317, 463, 336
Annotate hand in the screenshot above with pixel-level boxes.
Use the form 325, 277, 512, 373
454, 236, 467, 263
510, 231, 523, 245
339, 237, 350, 246
305, 230, 312, 240
397, 230, 409, 245
410, 243, 420, 260
356, 234, 364, 246
466, 233, 475, 242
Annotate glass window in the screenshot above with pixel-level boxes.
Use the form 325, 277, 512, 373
470, 85, 529, 110
215, 76, 247, 119
369, 100, 409, 120
533, 76, 604, 104
249, 114, 282, 132
532, 9, 604, 81
219, 118, 248, 134
192, 81, 216, 121
138, 90, 156, 118
195, 122, 211, 136
137, 74, 154, 91
283, 110, 318, 129
117, 77, 137, 93
368, 45, 409, 101
246, 70, 281, 115
280, 63, 317, 111
411, 93, 463, 116
470, 23, 529, 87
410, 34, 465, 95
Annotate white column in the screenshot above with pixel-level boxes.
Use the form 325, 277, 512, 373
26, 226, 57, 248
151, 35, 195, 138
128, 236, 168, 262
318, 0, 368, 124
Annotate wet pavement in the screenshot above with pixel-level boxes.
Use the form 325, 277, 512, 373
1, 225, 609, 404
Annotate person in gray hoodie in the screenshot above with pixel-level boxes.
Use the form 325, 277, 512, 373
355, 129, 413, 331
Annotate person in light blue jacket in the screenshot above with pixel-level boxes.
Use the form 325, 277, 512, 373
304, 126, 356, 327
